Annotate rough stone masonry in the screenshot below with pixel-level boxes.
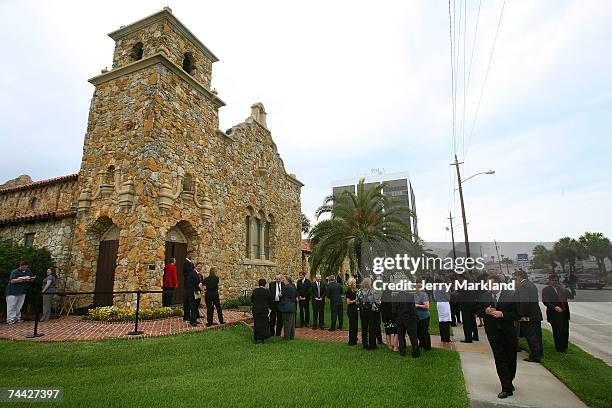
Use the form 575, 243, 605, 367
0, 7, 303, 308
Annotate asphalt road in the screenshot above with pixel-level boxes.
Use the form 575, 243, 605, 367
535, 284, 612, 364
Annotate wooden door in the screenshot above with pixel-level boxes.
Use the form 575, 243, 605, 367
164, 241, 187, 305
94, 240, 119, 307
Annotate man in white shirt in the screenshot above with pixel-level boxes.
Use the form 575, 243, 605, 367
268, 274, 284, 336
311, 274, 326, 329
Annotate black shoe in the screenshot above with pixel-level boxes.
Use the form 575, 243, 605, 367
473, 338, 479, 341
212, 322, 218, 326
206, 323, 212, 327
219, 321, 225, 325
328, 328, 336, 332
338, 327, 343, 330
311, 326, 317, 330
189, 322, 198, 327
510, 385, 515, 391
451, 323, 457, 327
498, 391, 513, 399
523, 357, 541, 363
460, 340, 473, 343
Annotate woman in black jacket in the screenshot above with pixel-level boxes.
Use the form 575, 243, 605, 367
251, 279, 271, 343
201, 267, 224, 327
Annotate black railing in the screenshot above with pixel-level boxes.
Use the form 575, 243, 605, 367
27, 289, 165, 339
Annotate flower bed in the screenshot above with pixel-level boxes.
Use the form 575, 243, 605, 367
83, 306, 183, 322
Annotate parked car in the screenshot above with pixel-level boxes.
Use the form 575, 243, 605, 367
577, 274, 605, 290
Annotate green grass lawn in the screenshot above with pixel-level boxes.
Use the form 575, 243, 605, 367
0, 325, 469, 408
519, 330, 612, 408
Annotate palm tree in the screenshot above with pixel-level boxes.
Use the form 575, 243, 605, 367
309, 179, 415, 278
554, 237, 585, 274
300, 212, 311, 235
579, 232, 611, 276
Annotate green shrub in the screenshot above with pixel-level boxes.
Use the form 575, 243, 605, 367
223, 296, 252, 309
84, 306, 183, 322
0, 240, 55, 313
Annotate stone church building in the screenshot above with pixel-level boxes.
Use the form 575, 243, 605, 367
0, 8, 303, 307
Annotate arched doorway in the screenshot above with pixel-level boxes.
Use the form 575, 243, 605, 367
164, 226, 188, 305
94, 224, 119, 306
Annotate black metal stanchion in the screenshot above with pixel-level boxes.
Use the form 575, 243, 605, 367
128, 290, 144, 335
26, 292, 44, 339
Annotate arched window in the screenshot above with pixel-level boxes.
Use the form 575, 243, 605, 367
30, 197, 38, 209
245, 215, 251, 258
130, 42, 144, 61
182, 52, 195, 75
264, 221, 271, 260
253, 217, 261, 259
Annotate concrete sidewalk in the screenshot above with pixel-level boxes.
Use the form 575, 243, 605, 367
457, 326, 586, 408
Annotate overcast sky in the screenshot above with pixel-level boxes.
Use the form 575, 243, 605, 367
1, 0, 611, 242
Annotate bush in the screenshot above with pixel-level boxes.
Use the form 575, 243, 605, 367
0, 240, 55, 314
84, 306, 183, 322
223, 296, 252, 309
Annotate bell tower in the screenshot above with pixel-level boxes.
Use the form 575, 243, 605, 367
69, 8, 224, 304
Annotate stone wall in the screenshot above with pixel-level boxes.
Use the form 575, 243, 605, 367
0, 217, 76, 276
0, 177, 77, 219
111, 11, 214, 88
1, 9, 303, 310
70, 47, 302, 308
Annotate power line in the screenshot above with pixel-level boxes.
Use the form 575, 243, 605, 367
465, 0, 507, 159
448, 0, 456, 155
461, 0, 467, 161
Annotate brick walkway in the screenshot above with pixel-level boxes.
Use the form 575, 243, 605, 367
0, 307, 251, 342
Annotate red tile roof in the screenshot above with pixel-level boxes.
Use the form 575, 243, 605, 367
301, 239, 311, 253
0, 210, 77, 226
0, 173, 78, 195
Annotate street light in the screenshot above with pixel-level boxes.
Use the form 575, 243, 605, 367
455, 170, 495, 189
451, 154, 496, 258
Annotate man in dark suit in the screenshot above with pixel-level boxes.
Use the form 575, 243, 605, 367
280, 275, 298, 340
296, 271, 311, 328
183, 260, 201, 327
268, 274, 284, 336
459, 275, 479, 343
542, 274, 573, 352
310, 273, 326, 329
183, 253, 195, 321
515, 270, 543, 362
476, 275, 520, 399
393, 290, 420, 358
326, 275, 343, 331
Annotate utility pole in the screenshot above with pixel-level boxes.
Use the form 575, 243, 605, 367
451, 154, 470, 258
494, 240, 504, 275
448, 212, 457, 260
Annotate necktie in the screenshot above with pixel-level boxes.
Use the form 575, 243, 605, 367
317, 282, 320, 297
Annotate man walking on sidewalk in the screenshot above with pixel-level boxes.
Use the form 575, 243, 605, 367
515, 270, 543, 362
542, 274, 573, 352
476, 274, 520, 399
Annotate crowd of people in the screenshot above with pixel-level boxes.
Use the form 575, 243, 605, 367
247, 272, 434, 359
6, 257, 575, 400
242, 269, 574, 400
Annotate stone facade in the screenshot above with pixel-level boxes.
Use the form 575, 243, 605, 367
0, 8, 302, 308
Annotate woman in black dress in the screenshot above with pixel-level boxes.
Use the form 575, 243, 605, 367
251, 279, 271, 343
346, 277, 359, 345
201, 267, 224, 327
380, 288, 398, 352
